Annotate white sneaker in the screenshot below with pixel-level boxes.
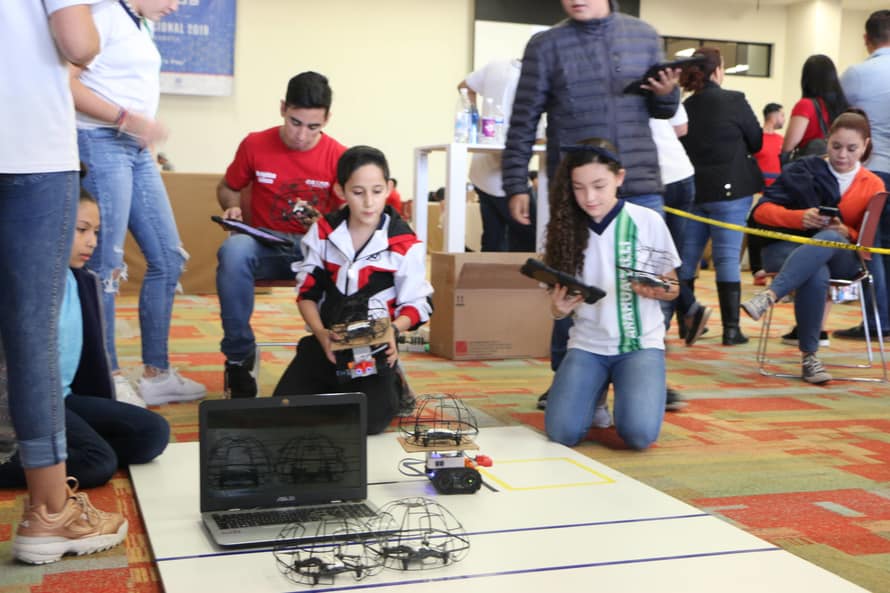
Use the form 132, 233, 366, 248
113, 375, 146, 408
139, 369, 206, 406
592, 403, 613, 429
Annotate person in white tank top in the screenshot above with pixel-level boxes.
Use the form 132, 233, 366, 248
71, 0, 206, 407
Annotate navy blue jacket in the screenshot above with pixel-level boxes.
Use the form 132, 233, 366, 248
503, 0, 679, 199
70, 267, 115, 399
747, 156, 839, 242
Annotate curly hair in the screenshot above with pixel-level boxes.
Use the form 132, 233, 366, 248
544, 138, 622, 276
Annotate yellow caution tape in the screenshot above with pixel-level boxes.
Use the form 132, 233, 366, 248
662, 206, 890, 255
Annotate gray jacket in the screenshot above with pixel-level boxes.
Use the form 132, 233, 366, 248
503, 0, 679, 199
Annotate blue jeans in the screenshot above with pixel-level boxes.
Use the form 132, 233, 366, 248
663, 176, 695, 247
0, 394, 170, 489
549, 193, 664, 367
477, 188, 535, 252
546, 347, 666, 449
679, 196, 753, 283
216, 233, 304, 361
762, 229, 862, 353
79, 128, 187, 370
0, 171, 78, 469
662, 176, 696, 325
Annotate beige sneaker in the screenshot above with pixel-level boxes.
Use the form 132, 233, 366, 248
114, 374, 146, 408
13, 477, 128, 564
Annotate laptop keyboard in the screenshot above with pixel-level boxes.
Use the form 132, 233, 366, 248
212, 503, 376, 531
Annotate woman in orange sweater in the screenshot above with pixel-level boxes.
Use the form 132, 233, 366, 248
741, 109, 885, 384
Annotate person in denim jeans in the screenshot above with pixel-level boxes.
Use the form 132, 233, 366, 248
1, 1, 131, 565
743, 111, 886, 384
215, 72, 346, 398
543, 140, 679, 450
73, 0, 206, 406
678, 47, 764, 346
838, 10, 890, 340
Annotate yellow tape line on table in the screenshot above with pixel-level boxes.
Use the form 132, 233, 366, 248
662, 206, 890, 255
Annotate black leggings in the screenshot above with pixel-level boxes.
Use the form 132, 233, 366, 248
273, 335, 400, 434
0, 393, 170, 489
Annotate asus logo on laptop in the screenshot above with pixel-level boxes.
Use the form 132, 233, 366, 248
276, 496, 297, 503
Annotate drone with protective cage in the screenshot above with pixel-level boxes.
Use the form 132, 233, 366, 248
328, 298, 394, 382
273, 519, 386, 586
397, 394, 490, 494
366, 497, 470, 570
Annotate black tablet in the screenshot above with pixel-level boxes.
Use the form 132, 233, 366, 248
520, 258, 606, 305
622, 56, 708, 95
211, 216, 294, 247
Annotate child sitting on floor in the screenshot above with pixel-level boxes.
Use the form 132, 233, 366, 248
273, 146, 433, 433
0, 189, 170, 491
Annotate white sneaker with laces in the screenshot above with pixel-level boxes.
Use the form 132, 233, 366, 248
139, 368, 206, 405
113, 374, 146, 408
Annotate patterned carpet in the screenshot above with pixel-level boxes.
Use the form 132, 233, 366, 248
1, 271, 888, 592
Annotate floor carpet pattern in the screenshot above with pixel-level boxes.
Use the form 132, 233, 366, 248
1, 272, 888, 592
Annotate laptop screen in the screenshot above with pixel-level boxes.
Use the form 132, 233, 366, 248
199, 393, 368, 513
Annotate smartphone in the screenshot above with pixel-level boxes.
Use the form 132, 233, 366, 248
818, 206, 840, 219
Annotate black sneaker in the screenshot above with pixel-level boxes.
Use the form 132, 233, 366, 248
224, 356, 257, 398
781, 327, 830, 347
833, 323, 890, 340
536, 391, 548, 410
665, 388, 687, 411
683, 304, 712, 346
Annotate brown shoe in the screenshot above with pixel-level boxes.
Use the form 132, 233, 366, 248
13, 477, 128, 564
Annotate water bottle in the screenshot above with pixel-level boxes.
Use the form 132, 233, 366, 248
494, 103, 506, 144
468, 102, 479, 144
481, 97, 497, 144
454, 88, 471, 143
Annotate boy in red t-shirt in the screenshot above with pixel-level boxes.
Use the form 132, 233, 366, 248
215, 72, 346, 398
754, 102, 784, 187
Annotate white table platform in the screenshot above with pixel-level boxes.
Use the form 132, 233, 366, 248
412, 143, 548, 252
131, 426, 867, 593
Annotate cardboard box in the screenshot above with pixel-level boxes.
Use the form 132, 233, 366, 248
429, 252, 551, 360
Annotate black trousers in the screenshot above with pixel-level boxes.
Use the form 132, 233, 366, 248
0, 393, 170, 489
273, 335, 399, 434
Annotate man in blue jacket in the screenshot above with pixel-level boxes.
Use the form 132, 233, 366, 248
503, 0, 682, 412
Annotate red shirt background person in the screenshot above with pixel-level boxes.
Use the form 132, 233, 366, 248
386, 178, 404, 216
215, 72, 346, 399
754, 102, 785, 187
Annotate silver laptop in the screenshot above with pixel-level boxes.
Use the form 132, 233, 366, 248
199, 393, 381, 548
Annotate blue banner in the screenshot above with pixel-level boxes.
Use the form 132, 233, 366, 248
155, 0, 237, 96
